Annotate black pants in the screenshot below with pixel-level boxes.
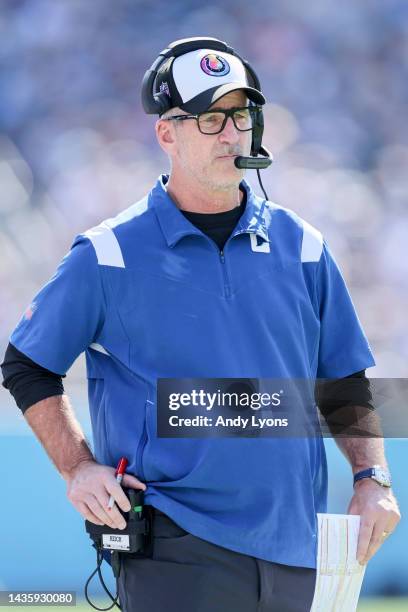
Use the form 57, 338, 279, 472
117, 506, 317, 612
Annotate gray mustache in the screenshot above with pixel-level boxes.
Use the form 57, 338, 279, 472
217, 151, 242, 156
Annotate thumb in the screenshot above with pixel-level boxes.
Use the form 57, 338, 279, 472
122, 473, 147, 491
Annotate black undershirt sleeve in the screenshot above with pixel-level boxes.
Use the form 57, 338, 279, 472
315, 369, 375, 417
1, 342, 65, 414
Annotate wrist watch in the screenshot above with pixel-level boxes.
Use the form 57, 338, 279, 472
353, 465, 392, 488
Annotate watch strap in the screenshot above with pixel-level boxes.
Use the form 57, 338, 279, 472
353, 468, 375, 485
353, 466, 391, 487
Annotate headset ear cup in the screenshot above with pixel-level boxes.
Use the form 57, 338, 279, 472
154, 92, 172, 116
141, 69, 161, 114
141, 53, 175, 114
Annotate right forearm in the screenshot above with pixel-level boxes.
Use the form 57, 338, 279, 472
24, 394, 145, 530
24, 394, 95, 481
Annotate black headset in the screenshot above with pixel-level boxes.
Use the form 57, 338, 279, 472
141, 37, 273, 174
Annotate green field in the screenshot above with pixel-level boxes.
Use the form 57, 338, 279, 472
358, 599, 408, 611
0, 598, 407, 611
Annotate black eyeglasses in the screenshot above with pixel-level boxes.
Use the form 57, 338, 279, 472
164, 106, 261, 135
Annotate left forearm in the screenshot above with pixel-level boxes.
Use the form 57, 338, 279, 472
335, 435, 388, 475
329, 405, 389, 474
328, 406, 400, 566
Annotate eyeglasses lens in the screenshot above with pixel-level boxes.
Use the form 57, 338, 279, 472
198, 108, 255, 134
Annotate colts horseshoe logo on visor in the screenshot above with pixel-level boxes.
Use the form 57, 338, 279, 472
200, 54, 230, 76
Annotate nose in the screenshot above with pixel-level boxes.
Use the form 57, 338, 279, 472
218, 116, 240, 144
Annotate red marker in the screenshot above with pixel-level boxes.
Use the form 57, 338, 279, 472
107, 457, 128, 510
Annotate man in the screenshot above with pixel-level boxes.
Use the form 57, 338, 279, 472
1, 38, 400, 611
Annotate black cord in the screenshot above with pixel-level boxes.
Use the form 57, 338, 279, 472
84, 549, 122, 611
256, 168, 269, 201
97, 552, 121, 607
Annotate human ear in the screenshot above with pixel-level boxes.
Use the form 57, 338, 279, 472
155, 118, 177, 154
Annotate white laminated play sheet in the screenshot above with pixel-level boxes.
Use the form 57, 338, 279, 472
310, 513, 366, 612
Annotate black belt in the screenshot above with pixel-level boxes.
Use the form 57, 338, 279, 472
145, 505, 190, 539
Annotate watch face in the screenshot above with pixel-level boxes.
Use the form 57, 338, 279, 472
373, 467, 392, 487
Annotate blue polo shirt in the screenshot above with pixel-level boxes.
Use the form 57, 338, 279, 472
10, 174, 375, 568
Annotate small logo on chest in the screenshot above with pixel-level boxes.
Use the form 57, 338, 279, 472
250, 233, 270, 253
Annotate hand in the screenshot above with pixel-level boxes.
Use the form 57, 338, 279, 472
347, 478, 401, 565
65, 459, 147, 529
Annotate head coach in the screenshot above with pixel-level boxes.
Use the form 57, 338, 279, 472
1, 37, 400, 611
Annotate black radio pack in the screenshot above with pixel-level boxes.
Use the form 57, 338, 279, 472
85, 488, 152, 557
84, 488, 153, 611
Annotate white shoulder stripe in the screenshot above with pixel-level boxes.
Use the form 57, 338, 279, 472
84, 222, 125, 268
301, 220, 323, 262
105, 196, 148, 227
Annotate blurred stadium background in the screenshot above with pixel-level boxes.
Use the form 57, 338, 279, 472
0, 1, 407, 609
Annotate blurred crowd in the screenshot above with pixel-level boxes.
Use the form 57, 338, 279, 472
1, 0, 407, 377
